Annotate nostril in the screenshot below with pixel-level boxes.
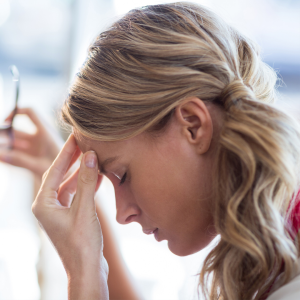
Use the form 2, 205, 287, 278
125, 214, 137, 223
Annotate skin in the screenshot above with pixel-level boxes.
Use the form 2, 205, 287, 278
75, 98, 222, 256
32, 97, 224, 299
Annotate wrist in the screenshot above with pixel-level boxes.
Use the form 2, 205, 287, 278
67, 259, 109, 300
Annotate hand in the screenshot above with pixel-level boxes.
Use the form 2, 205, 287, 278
32, 134, 109, 300
0, 108, 63, 177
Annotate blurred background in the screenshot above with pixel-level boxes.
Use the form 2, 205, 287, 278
0, 0, 299, 299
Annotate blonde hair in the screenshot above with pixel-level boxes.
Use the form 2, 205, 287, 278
62, 2, 300, 299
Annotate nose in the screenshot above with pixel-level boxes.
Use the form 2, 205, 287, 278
115, 190, 141, 225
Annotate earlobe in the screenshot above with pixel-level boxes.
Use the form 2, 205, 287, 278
175, 98, 213, 154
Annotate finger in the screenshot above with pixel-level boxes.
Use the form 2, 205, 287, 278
12, 139, 31, 151
61, 146, 81, 182
66, 146, 81, 175
0, 150, 49, 176
42, 134, 77, 191
58, 171, 102, 208
5, 107, 43, 128
57, 168, 80, 207
11, 129, 33, 140
71, 151, 98, 212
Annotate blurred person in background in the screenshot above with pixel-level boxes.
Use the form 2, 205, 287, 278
2, 2, 300, 300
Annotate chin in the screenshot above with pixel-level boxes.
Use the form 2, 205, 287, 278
167, 238, 215, 257
167, 241, 201, 257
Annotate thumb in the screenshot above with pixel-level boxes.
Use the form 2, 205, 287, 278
72, 151, 98, 211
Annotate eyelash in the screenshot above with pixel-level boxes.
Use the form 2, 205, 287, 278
119, 172, 127, 186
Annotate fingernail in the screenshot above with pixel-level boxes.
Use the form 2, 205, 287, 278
85, 151, 97, 168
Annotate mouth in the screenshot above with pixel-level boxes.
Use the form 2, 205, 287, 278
143, 228, 158, 235
143, 228, 161, 241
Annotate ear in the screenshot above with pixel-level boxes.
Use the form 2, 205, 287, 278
175, 97, 213, 154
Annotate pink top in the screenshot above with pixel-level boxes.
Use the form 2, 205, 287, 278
288, 190, 300, 239
262, 191, 300, 300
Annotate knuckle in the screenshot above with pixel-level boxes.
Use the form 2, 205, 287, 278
80, 170, 97, 184
31, 203, 36, 215
64, 148, 75, 156
31, 201, 40, 218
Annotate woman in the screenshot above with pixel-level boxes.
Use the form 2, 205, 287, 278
32, 2, 300, 300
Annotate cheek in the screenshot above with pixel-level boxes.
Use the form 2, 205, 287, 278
130, 157, 200, 220
105, 174, 119, 186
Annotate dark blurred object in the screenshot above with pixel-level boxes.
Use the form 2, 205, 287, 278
0, 65, 19, 149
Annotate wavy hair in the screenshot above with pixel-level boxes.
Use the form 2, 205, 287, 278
62, 2, 300, 299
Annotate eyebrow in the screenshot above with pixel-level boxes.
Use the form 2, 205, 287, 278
98, 156, 118, 174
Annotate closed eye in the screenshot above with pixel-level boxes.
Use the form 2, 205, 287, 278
119, 172, 127, 186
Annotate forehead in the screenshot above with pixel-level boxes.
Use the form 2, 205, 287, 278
73, 130, 101, 152
73, 133, 121, 159
73, 131, 127, 173
73, 130, 157, 174
73, 129, 147, 156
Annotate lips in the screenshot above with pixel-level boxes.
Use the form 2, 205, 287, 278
143, 228, 158, 235
153, 228, 160, 241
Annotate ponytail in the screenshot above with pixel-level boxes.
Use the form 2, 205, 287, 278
201, 80, 300, 299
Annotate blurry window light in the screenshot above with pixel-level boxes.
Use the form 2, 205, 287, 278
112, 0, 300, 64
113, 0, 179, 15
0, 0, 10, 27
